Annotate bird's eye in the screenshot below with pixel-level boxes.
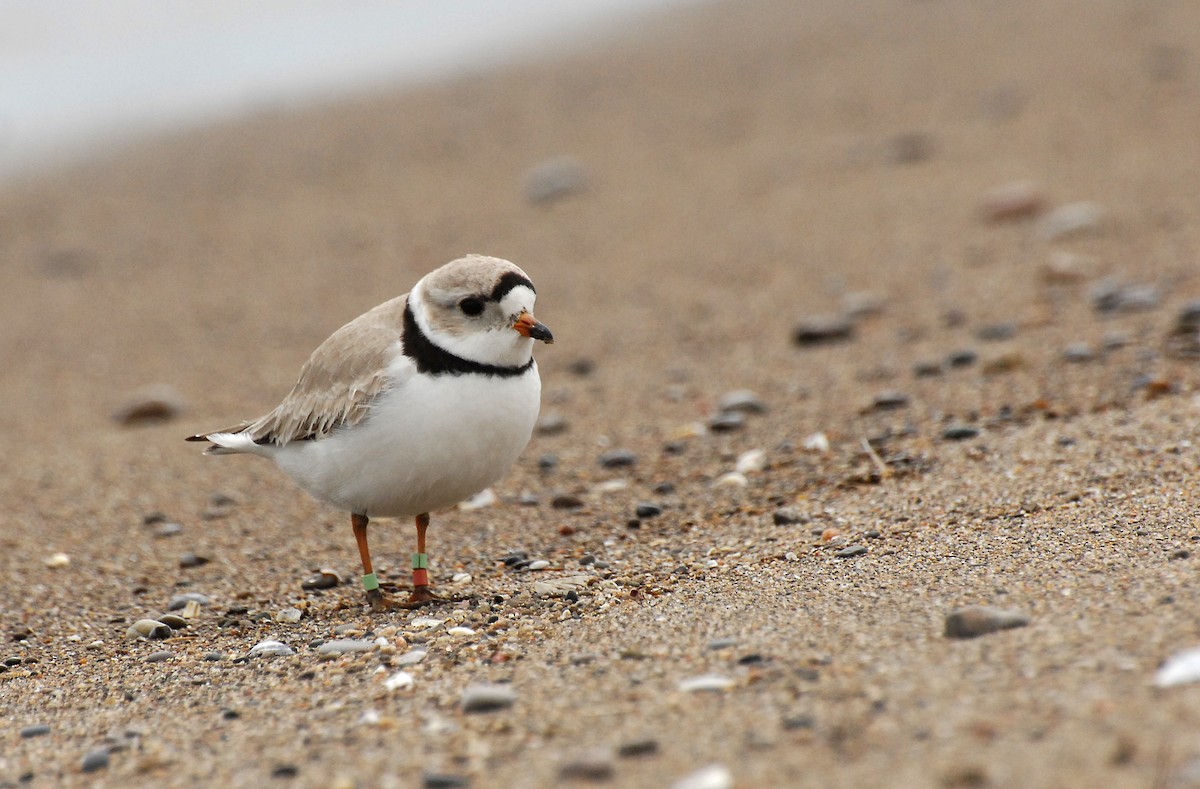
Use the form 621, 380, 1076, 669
459, 297, 485, 316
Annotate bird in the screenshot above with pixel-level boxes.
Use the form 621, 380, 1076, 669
187, 255, 553, 610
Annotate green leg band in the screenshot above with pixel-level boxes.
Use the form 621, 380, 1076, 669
411, 553, 429, 570
362, 573, 380, 592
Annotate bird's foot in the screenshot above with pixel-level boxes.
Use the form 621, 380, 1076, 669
363, 586, 440, 611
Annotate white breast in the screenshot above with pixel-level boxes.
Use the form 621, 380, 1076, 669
272, 363, 541, 517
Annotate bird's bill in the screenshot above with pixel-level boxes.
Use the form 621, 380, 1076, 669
513, 311, 554, 343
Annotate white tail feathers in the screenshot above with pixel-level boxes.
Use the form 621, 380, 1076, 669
203, 432, 276, 458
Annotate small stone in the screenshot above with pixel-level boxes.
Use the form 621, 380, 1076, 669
552, 493, 584, 509
1041, 201, 1103, 241
448, 626, 476, 636
978, 180, 1045, 222
458, 488, 497, 511
707, 637, 737, 651
942, 424, 980, 441
423, 774, 471, 789
635, 503, 663, 519
944, 605, 1031, 639
145, 651, 174, 663
708, 411, 745, 432
203, 651, 224, 661
975, 322, 1017, 342
81, 748, 110, 773
946, 349, 978, 368
301, 569, 342, 591
43, 552, 70, 569
567, 358, 596, 376
538, 453, 559, 470
598, 449, 637, 469
20, 724, 51, 738
1155, 646, 1200, 687
773, 507, 806, 526
1062, 342, 1095, 363
735, 449, 767, 475
111, 384, 185, 425
410, 617, 445, 630
712, 472, 748, 489
802, 432, 830, 453
271, 764, 299, 779
461, 683, 517, 713
158, 614, 187, 629
384, 671, 415, 691
178, 552, 209, 568
169, 592, 212, 610
871, 391, 909, 410
153, 522, 182, 538
523, 156, 589, 204
126, 619, 171, 641
249, 640, 295, 657
536, 412, 569, 435
526, 560, 550, 571
558, 750, 615, 782
717, 390, 767, 414
912, 360, 942, 377
842, 290, 886, 319
793, 315, 854, 346
397, 648, 427, 666
671, 764, 733, 789
317, 639, 374, 657
275, 608, 303, 624
1092, 280, 1160, 313
1041, 251, 1093, 283
678, 674, 735, 693
835, 545, 868, 558
617, 739, 659, 758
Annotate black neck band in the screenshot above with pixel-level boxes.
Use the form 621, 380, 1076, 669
402, 303, 534, 377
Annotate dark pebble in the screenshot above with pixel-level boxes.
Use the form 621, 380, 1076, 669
635, 503, 663, 519
142, 512, 169, 525
717, 390, 767, 414
558, 753, 615, 782
835, 545, 868, 558
81, 749, 110, 773
179, 552, 210, 568
567, 358, 596, 376
872, 391, 910, 410
145, 651, 174, 663
501, 551, 530, 567
1092, 280, 1160, 313
537, 453, 559, 470
271, 764, 299, 779
652, 482, 675, 495
20, 725, 50, 739
579, 554, 597, 566
663, 440, 688, 455
975, 322, 1017, 342
865, 529, 882, 539
3, 656, 22, 667
793, 315, 855, 346
203, 651, 224, 661
708, 411, 746, 432
773, 507, 806, 525
944, 605, 1030, 639
168, 592, 212, 610
942, 424, 980, 441
618, 739, 660, 758
781, 714, 816, 731
946, 350, 978, 368
300, 571, 340, 591
913, 360, 943, 377
598, 449, 637, 469
424, 774, 472, 789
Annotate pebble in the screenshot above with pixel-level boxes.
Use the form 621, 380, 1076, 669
458, 488, 497, 511
203, 651, 224, 661
526, 560, 550, 571
946, 349, 978, 368
944, 605, 1031, 639
941, 424, 980, 441
275, 608, 303, 624
461, 683, 517, 713
81, 748, 110, 773
523, 155, 589, 204
1041, 250, 1093, 283
975, 322, 1017, 342
707, 637, 737, 651
678, 674, 735, 693
552, 493, 585, 509
153, 522, 183, 538
1166, 300, 1200, 358
672, 764, 733, 789
410, 617, 445, 630
598, 449, 637, 469
871, 391, 909, 410
169, 592, 212, 610
145, 651, 174, 663
793, 314, 854, 346
397, 648, 428, 666
835, 545, 868, 558
1091, 280, 1160, 313
1062, 342, 1095, 363
802, 432, 830, 453
617, 739, 659, 758
301, 569, 342, 591
536, 412, 570, 435
558, 750, 615, 782
842, 290, 886, 319
111, 383, 186, 425
1040, 201, 1103, 241
126, 619, 172, 641
447, 626, 476, 636
735, 449, 767, 475
384, 671, 415, 692
20, 724, 51, 739
538, 453, 559, 470
1155, 646, 1200, 688
708, 411, 746, 432
717, 389, 767, 414
249, 640, 295, 657
423, 774, 471, 789
773, 507, 806, 526
978, 180, 1045, 221
635, 502, 663, 519
42, 552, 70, 569
317, 639, 375, 656
712, 472, 748, 489
179, 552, 210, 568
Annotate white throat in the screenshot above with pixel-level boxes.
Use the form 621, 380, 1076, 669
409, 287, 535, 369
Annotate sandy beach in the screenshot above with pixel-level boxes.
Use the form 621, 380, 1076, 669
4, 0, 1200, 786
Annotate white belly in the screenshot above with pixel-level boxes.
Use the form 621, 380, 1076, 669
273, 365, 540, 517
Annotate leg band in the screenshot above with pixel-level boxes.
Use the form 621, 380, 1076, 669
412, 568, 429, 587
411, 553, 429, 569
361, 573, 380, 592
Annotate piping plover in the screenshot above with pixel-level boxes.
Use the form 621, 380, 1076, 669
187, 255, 553, 609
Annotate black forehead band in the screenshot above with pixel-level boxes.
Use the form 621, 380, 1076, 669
489, 272, 536, 302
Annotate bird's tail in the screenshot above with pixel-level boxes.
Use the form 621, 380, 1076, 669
185, 431, 276, 458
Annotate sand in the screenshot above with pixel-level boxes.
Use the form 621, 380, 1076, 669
3, 0, 1200, 786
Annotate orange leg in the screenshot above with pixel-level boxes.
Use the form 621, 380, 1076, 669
352, 512, 388, 608
409, 512, 435, 604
